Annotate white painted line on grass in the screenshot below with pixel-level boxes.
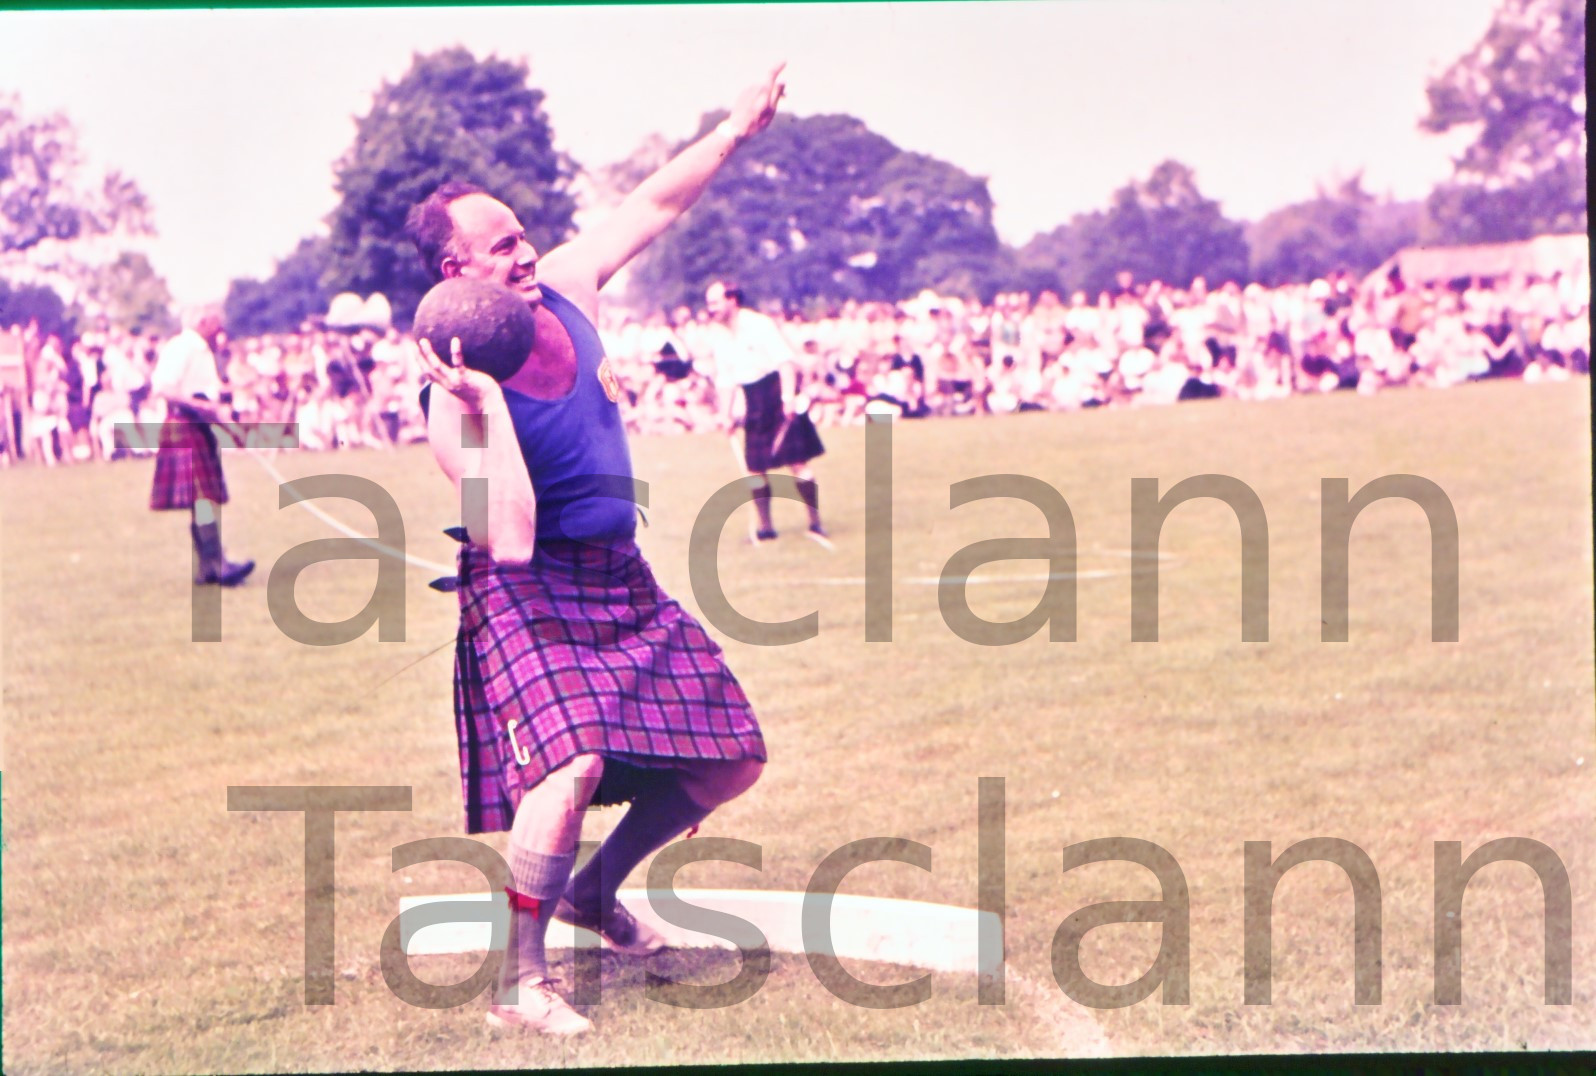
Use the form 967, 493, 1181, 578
399, 887, 1001, 976
251, 452, 456, 575
249, 451, 1177, 593
399, 887, 1114, 1057
745, 567, 1142, 586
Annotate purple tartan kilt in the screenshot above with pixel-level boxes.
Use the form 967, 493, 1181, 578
149, 421, 229, 510
453, 536, 766, 834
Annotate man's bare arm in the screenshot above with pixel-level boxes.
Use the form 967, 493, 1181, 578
542, 64, 786, 310
420, 338, 538, 566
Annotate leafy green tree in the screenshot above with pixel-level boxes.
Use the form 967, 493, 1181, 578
866, 151, 1009, 300
1010, 232, 1069, 299
0, 93, 153, 257
322, 47, 579, 326
224, 235, 333, 337
1, 93, 158, 334
1020, 160, 1248, 296
1018, 209, 1110, 298
1105, 160, 1249, 291
94, 251, 176, 335
1420, 0, 1586, 242
1248, 175, 1422, 285
0, 277, 74, 341
626, 112, 1007, 310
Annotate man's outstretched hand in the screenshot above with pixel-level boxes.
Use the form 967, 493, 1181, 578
725, 62, 787, 141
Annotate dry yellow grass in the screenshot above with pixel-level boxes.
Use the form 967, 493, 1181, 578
3, 376, 1592, 1070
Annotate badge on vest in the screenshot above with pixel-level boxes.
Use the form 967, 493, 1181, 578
597, 356, 621, 403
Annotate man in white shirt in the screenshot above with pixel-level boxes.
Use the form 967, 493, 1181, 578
705, 281, 828, 544
148, 309, 253, 586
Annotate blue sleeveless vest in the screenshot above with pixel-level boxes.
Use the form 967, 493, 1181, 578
422, 285, 637, 543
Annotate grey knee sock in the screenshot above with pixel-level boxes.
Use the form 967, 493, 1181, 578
499, 846, 577, 1000
795, 477, 822, 529
751, 481, 775, 534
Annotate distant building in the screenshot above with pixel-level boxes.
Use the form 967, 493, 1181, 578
1368, 233, 1590, 286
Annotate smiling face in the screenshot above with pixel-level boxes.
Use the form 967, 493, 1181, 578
442, 193, 542, 306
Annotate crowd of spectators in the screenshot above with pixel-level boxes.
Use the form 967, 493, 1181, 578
0, 323, 431, 464
598, 266, 1589, 434
1, 264, 1588, 467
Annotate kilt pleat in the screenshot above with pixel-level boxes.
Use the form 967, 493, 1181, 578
452, 536, 765, 834
742, 371, 824, 471
770, 412, 826, 468
149, 421, 229, 510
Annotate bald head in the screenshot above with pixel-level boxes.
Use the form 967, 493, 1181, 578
407, 183, 543, 305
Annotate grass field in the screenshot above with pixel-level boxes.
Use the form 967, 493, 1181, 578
3, 376, 1593, 1071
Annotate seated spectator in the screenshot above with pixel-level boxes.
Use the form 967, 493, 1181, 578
652, 342, 695, 385
1523, 349, 1572, 384
1545, 312, 1590, 374
867, 352, 929, 418
1355, 353, 1382, 397
832, 355, 872, 424
27, 372, 64, 466
1296, 331, 1342, 394
985, 355, 1024, 415
293, 375, 331, 450
1137, 350, 1193, 407
795, 369, 842, 428
1477, 319, 1525, 379
1117, 342, 1155, 397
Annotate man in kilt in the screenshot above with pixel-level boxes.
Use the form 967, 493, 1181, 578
408, 65, 786, 1036
705, 281, 829, 545
149, 309, 253, 587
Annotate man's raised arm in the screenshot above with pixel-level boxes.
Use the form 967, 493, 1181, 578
544, 64, 786, 304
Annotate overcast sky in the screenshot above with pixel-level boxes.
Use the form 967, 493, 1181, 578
2, 0, 1499, 306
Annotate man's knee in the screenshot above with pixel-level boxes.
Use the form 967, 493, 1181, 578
730, 758, 764, 793
682, 757, 763, 805
536, 753, 605, 811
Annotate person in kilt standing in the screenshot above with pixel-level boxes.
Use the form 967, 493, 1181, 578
149, 309, 254, 587
704, 281, 829, 545
408, 65, 786, 1037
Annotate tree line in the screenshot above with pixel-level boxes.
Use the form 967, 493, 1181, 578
1, 0, 1583, 340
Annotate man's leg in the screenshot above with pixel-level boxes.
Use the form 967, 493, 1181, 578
561, 759, 764, 949
490, 754, 605, 1035
190, 499, 254, 587
675, 757, 765, 811
790, 465, 829, 544
747, 473, 777, 541
190, 502, 213, 585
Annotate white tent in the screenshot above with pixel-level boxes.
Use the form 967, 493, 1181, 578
324, 292, 392, 331
1368, 234, 1590, 286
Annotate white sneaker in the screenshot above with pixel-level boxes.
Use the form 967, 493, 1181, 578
486, 978, 593, 1036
